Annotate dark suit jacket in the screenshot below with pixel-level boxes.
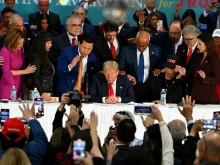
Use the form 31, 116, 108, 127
57, 45, 96, 96
199, 11, 218, 34
191, 56, 220, 104
133, 8, 168, 30
83, 23, 96, 38
92, 35, 127, 70
176, 43, 202, 95
150, 32, 181, 63
118, 23, 136, 39
134, 73, 184, 103
91, 73, 135, 103
118, 44, 162, 80
49, 32, 71, 67
112, 145, 130, 165
28, 11, 61, 34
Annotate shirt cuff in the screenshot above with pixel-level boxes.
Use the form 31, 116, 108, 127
203, 10, 209, 17
187, 120, 194, 126
118, 97, 121, 103
83, 2, 89, 9
68, 65, 71, 71
102, 97, 106, 103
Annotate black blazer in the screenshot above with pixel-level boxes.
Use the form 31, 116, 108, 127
92, 35, 127, 70
199, 11, 218, 34
91, 73, 135, 103
133, 8, 168, 30
49, 32, 71, 67
134, 73, 184, 103
28, 11, 62, 34
176, 43, 201, 95
118, 23, 135, 39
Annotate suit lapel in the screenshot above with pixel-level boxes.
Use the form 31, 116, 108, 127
64, 32, 71, 46
102, 36, 113, 60
101, 75, 109, 96
149, 45, 153, 72
132, 48, 138, 76
116, 76, 122, 96
187, 46, 199, 68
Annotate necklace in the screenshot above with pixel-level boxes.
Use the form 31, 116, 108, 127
165, 79, 168, 88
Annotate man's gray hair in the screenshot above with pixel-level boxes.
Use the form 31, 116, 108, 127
9, 14, 23, 25
182, 25, 201, 37
74, 6, 86, 14
113, 111, 135, 122
66, 14, 81, 25
168, 119, 186, 142
103, 61, 118, 71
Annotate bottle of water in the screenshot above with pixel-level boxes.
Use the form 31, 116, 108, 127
32, 88, 39, 101
160, 89, 166, 105
10, 86, 16, 102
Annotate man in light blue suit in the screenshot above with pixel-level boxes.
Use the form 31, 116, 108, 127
118, 31, 162, 83
57, 33, 97, 97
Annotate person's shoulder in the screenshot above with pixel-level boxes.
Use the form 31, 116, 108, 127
0, 46, 9, 54
95, 35, 105, 41
84, 23, 94, 29
53, 32, 67, 41
29, 11, 38, 16
49, 11, 60, 17
156, 10, 166, 16
149, 43, 160, 49
61, 45, 77, 54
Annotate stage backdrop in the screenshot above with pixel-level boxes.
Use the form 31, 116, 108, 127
0, 0, 216, 25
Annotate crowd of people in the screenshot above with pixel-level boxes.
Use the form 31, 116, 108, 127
0, 0, 220, 164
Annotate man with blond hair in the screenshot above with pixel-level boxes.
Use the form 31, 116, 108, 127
91, 60, 135, 103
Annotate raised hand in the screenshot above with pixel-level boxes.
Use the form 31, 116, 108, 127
140, 116, 155, 127
175, 3, 182, 11
106, 143, 118, 160
69, 55, 80, 69
18, 102, 35, 121
206, 3, 214, 13
151, 106, 164, 122
178, 95, 195, 121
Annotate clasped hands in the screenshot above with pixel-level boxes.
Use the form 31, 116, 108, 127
105, 96, 119, 104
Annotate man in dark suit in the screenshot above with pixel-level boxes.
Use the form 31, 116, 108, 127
91, 61, 135, 103
150, 20, 183, 63
49, 14, 82, 68
73, 7, 96, 38
176, 25, 202, 95
92, 20, 127, 70
118, 22, 136, 39
28, 0, 61, 35
57, 33, 96, 97
199, 3, 220, 34
132, 55, 184, 103
132, 0, 168, 30
118, 31, 161, 85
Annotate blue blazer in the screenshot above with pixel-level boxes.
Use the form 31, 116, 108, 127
57, 45, 96, 96
118, 44, 162, 80
91, 73, 135, 103
83, 23, 96, 38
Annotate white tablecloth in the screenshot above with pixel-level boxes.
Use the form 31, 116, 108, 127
0, 102, 219, 144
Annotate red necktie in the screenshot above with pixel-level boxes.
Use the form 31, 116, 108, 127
186, 47, 193, 66
108, 83, 114, 96
72, 38, 76, 46
110, 43, 116, 60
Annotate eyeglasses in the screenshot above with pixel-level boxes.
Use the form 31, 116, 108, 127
116, 111, 131, 119
69, 24, 82, 28
184, 37, 194, 42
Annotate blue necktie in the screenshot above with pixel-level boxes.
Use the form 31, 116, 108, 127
138, 52, 144, 83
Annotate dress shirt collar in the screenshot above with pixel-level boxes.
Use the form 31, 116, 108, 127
118, 23, 124, 33
146, 8, 156, 14
108, 78, 117, 85
67, 32, 78, 45
39, 10, 49, 15
189, 42, 198, 52
137, 46, 149, 54
175, 35, 183, 46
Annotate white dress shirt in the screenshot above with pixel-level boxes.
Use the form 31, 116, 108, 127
146, 8, 156, 15
39, 10, 49, 15
174, 35, 183, 54
118, 23, 124, 33
68, 49, 88, 83
137, 47, 150, 83
67, 32, 78, 45
102, 78, 122, 103
107, 38, 119, 56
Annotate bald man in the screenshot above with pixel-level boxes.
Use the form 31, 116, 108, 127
118, 31, 162, 84
28, 0, 61, 35
195, 132, 220, 165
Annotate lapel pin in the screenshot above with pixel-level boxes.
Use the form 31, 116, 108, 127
206, 61, 208, 63
197, 51, 199, 53
152, 52, 154, 54
120, 86, 122, 89
183, 50, 185, 52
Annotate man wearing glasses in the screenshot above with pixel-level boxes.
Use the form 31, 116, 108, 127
175, 25, 202, 95
150, 20, 183, 63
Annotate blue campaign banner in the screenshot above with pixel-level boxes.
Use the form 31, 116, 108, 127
0, 0, 216, 25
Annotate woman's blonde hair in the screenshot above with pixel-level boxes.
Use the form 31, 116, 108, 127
4, 28, 25, 51
0, 148, 31, 165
